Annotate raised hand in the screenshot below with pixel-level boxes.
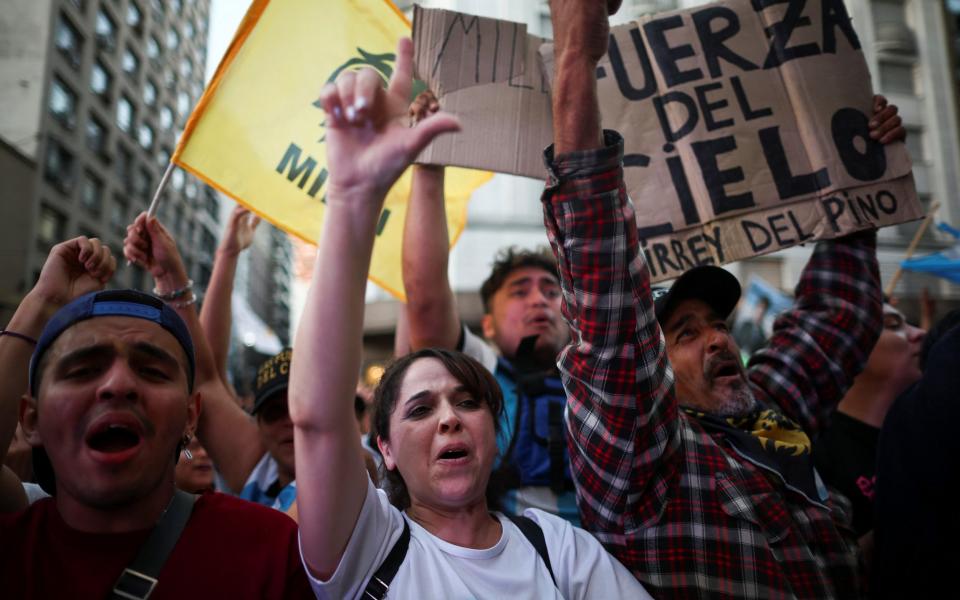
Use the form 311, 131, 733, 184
123, 212, 189, 288
220, 206, 261, 256
409, 89, 440, 126
549, 0, 619, 63
870, 94, 906, 145
318, 37, 460, 203
32, 236, 116, 308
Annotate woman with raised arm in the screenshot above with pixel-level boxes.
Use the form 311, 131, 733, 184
289, 32, 650, 599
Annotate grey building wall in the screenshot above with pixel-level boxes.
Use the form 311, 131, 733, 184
0, 0, 219, 312
0, 139, 36, 324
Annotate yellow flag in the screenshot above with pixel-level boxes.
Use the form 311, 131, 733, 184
173, 0, 491, 300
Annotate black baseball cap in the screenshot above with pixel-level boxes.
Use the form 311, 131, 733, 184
252, 348, 292, 415
652, 266, 741, 326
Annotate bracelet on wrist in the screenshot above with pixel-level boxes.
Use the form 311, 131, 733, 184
1, 329, 38, 346
168, 291, 198, 309
153, 279, 193, 301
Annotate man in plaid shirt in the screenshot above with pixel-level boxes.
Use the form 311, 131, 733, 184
542, 1, 904, 597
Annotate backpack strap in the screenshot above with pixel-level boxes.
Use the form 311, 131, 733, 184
363, 518, 411, 600
506, 514, 557, 588
110, 489, 197, 600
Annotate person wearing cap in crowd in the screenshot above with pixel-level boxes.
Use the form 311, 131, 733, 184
240, 349, 298, 511
536, 1, 907, 597
0, 236, 313, 598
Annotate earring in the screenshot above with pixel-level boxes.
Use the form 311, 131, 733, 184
182, 434, 193, 460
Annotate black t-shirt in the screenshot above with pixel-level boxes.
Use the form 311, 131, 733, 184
872, 326, 960, 599
813, 411, 879, 536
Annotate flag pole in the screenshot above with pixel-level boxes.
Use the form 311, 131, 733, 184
885, 201, 941, 298
147, 162, 175, 218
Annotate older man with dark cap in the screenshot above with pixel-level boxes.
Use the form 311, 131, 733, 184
537, 0, 903, 597
0, 237, 312, 599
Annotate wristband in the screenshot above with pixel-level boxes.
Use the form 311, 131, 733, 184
0, 329, 39, 345
153, 279, 193, 301
169, 292, 198, 309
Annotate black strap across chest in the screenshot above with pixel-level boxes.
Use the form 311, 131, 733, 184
362, 514, 557, 599
109, 489, 197, 600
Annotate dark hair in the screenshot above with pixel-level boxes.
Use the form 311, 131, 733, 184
371, 348, 504, 510
920, 309, 960, 371
479, 247, 558, 313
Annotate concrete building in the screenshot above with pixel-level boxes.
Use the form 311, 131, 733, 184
362, 0, 960, 353
0, 0, 219, 314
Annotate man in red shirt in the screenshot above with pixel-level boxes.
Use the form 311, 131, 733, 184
0, 237, 312, 599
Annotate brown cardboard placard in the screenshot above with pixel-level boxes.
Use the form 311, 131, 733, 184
413, 0, 922, 281
412, 5, 553, 177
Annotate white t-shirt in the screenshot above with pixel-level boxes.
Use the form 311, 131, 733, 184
303, 477, 651, 600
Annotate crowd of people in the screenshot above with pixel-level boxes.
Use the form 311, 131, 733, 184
1, 0, 955, 598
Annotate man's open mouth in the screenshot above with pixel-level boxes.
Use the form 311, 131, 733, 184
709, 359, 742, 383
86, 422, 143, 454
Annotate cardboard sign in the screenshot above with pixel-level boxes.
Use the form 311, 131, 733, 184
413, 0, 922, 281
412, 5, 553, 177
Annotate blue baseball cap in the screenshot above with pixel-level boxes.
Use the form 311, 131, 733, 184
28, 289, 196, 397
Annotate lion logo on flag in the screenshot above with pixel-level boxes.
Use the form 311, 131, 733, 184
313, 48, 427, 142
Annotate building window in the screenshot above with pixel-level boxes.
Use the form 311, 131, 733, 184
171, 0, 182, 14
172, 167, 185, 191
49, 77, 78, 129
44, 139, 76, 191
110, 195, 129, 233
180, 56, 193, 79
95, 8, 117, 52
164, 66, 177, 90
176, 91, 190, 120
150, 0, 164, 21
185, 20, 195, 40
90, 60, 112, 98
38, 206, 67, 246
70, 0, 86, 11
146, 35, 161, 61
879, 60, 915, 95
55, 14, 83, 68
85, 115, 107, 155
80, 171, 104, 215
117, 94, 134, 132
166, 28, 180, 51
185, 179, 197, 200
135, 166, 153, 199
116, 144, 133, 191
138, 122, 154, 150
159, 105, 174, 129
905, 126, 925, 162
126, 2, 143, 34
143, 79, 158, 106
203, 186, 219, 219
122, 47, 140, 79
156, 146, 171, 168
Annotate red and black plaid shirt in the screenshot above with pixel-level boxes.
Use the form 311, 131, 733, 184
541, 132, 881, 599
